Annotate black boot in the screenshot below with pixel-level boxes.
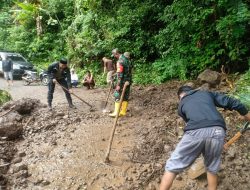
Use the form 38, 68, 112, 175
69, 103, 76, 109
48, 102, 52, 111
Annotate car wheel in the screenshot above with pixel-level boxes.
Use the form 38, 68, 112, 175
42, 76, 49, 86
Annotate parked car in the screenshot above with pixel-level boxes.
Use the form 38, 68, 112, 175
0, 51, 34, 79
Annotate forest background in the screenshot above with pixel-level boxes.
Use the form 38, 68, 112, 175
0, 0, 250, 105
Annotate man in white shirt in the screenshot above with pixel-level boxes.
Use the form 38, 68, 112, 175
70, 69, 79, 88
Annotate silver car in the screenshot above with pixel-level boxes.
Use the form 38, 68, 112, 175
0, 51, 34, 79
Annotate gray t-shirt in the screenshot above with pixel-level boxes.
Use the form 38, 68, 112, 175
2, 59, 13, 72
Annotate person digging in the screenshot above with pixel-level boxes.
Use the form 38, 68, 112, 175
109, 48, 132, 117
160, 85, 250, 190
47, 58, 75, 110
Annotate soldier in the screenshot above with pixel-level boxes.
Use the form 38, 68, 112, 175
109, 48, 132, 117
47, 58, 75, 110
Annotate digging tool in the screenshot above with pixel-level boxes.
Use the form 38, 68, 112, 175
188, 122, 250, 179
104, 81, 130, 163
56, 81, 93, 110
102, 82, 113, 113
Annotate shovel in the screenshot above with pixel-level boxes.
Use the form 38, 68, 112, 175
56, 81, 94, 111
188, 122, 250, 179
102, 82, 113, 113
104, 81, 130, 163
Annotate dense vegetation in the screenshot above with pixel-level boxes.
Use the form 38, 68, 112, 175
0, 89, 12, 105
0, 0, 250, 84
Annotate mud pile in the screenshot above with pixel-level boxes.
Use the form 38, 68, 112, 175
0, 98, 45, 189
0, 97, 98, 189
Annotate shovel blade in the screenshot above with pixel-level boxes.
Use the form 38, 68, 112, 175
188, 158, 206, 179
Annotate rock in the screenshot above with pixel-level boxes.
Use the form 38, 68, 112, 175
14, 170, 29, 178
12, 157, 22, 164
41, 180, 50, 186
63, 115, 69, 119
176, 175, 183, 181
198, 83, 211, 90
56, 112, 65, 117
12, 164, 28, 173
197, 69, 221, 87
0, 121, 23, 139
227, 147, 236, 158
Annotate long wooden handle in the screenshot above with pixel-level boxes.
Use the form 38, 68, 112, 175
105, 81, 130, 163
224, 132, 241, 149
56, 81, 92, 108
103, 82, 113, 109
70, 92, 93, 108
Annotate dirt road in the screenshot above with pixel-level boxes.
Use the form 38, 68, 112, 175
1, 78, 249, 190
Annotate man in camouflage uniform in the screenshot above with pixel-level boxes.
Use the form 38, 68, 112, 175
109, 48, 132, 117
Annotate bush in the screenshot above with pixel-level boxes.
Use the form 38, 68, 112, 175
233, 70, 250, 109
0, 89, 12, 106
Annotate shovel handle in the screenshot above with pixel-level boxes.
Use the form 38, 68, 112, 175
104, 82, 113, 109
105, 81, 130, 163
224, 132, 241, 149
56, 81, 93, 108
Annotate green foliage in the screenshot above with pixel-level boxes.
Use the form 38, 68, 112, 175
0, 0, 249, 85
233, 70, 250, 109
0, 90, 12, 106
132, 64, 158, 85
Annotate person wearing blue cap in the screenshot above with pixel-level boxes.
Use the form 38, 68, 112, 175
47, 58, 75, 110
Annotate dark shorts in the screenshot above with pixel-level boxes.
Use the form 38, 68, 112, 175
165, 126, 225, 174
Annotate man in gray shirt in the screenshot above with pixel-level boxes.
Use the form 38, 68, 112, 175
160, 85, 250, 190
2, 56, 13, 86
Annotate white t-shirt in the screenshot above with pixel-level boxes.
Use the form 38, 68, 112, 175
71, 73, 78, 81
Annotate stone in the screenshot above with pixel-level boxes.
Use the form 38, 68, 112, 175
12, 157, 22, 164
14, 170, 29, 178
12, 164, 28, 173
0, 121, 23, 139
197, 69, 221, 87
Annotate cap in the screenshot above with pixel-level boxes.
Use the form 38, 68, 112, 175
60, 58, 68, 64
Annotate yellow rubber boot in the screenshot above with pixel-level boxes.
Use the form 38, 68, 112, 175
119, 101, 128, 116
109, 102, 120, 117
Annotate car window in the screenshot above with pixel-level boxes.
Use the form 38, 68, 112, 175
7, 55, 26, 62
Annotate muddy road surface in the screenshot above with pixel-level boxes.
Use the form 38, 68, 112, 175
0, 78, 249, 190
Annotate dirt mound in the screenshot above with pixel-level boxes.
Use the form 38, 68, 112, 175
0, 98, 47, 189
1, 98, 45, 115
